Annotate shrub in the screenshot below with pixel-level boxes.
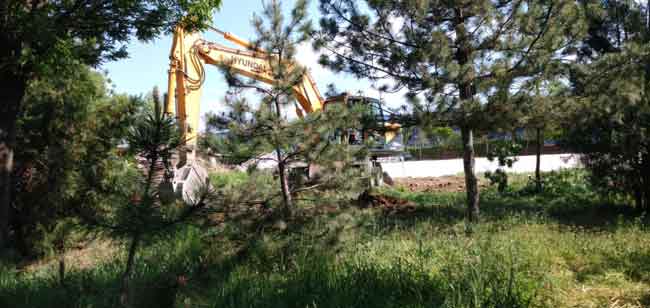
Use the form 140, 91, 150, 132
485, 140, 523, 194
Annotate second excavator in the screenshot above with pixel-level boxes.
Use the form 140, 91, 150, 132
165, 25, 403, 200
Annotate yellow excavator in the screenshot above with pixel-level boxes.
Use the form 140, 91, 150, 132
165, 25, 403, 199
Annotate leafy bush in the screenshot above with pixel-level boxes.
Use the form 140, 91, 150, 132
519, 169, 590, 197
562, 36, 650, 210
11, 66, 140, 257
485, 140, 523, 193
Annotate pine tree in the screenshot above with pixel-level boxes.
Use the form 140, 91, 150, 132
218, 0, 365, 219
315, 0, 583, 222
486, 72, 566, 194
518, 81, 565, 192
77, 88, 214, 306
11, 65, 138, 256
564, 1, 650, 209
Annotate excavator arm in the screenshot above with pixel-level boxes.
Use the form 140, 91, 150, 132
166, 26, 324, 147
164, 26, 403, 198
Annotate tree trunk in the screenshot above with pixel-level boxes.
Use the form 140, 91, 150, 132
276, 149, 293, 218
634, 188, 645, 210
272, 99, 293, 218
639, 159, 650, 211
0, 73, 26, 250
120, 233, 141, 307
58, 255, 66, 286
645, 167, 650, 211
535, 127, 543, 192
454, 7, 480, 222
461, 126, 480, 222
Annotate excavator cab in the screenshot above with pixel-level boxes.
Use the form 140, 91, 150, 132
324, 94, 404, 158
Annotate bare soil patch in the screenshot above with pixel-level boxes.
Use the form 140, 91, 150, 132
357, 190, 416, 215
394, 176, 488, 193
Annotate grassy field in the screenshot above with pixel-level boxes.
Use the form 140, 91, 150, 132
2, 170, 649, 307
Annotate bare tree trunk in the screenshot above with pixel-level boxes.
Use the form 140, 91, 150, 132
120, 233, 140, 308
639, 158, 650, 211
0, 74, 25, 251
276, 149, 293, 218
461, 126, 480, 222
0, 21, 27, 250
535, 127, 543, 192
272, 100, 293, 218
0, 123, 14, 250
634, 188, 645, 210
58, 255, 66, 286
120, 136, 160, 306
455, 7, 480, 223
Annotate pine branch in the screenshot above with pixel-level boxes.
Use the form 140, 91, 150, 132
323, 1, 419, 49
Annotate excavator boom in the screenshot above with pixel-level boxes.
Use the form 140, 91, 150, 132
166, 26, 324, 147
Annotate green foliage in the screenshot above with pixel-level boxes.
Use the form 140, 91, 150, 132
217, 1, 366, 217
487, 141, 523, 168
73, 88, 219, 305
519, 169, 590, 198
209, 172, 250, 188
201, 95, 269, 165
314, 0, 583, 124
3, 171, 650, 307
0, 0, 222, 250
485, 141, 523, 194
1, 0, 222, 70
314, 0, 584, 221
563, 1, 650, 209
84, 89, 212, 241
485, 169, 510, 194
11, 66, 140, 257
126, 97, 180, 169
0, 227, 207, 308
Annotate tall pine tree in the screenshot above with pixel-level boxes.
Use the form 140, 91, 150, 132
564, 0, 650, 209
314, 0, 582, 221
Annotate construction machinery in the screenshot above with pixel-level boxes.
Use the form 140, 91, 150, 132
165, 25, 403, 199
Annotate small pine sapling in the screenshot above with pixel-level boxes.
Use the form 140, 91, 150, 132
218, 0, 365, 219
79, 87, 214, 307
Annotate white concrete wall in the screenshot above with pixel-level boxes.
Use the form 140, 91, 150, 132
382, 154, 581, 178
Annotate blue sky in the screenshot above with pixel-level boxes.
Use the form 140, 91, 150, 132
101, 0, 404, 129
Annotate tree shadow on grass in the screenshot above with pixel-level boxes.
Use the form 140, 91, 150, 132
481, 191, 647, 231
576, 249, 650, 284
184, 242, 545, 308
186, 252, 450, 308
0, 229, 241, 308
367, 187, 648, 234
3, 263, 197, 308
206, 267, 442, 307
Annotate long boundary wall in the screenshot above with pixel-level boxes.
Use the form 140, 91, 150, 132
382, 154, 581, 178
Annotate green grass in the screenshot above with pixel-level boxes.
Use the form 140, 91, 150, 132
2, 170, 650, 307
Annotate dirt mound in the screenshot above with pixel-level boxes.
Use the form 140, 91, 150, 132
357, 190, 416, 215
394, 176, 488, 193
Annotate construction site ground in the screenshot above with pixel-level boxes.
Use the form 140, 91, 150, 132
392, 176, 488, 193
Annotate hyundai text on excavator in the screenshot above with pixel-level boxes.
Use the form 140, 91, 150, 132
164, 25, 403, 200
